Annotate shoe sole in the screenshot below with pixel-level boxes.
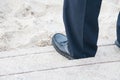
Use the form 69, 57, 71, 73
52, 37, 74, 60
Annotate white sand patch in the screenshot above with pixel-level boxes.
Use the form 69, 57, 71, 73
0, 0, 64, 51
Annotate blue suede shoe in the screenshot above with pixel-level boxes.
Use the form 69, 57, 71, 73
52, 33, 74, 60
115, 40, 120, 48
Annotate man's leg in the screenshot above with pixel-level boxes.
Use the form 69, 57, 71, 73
116, 12, 120, 47
117, 13, 120, 42
63, 0, 102, 59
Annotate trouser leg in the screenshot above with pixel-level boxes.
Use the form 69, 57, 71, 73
63, 0, 102, 59
117, 12, 120, 42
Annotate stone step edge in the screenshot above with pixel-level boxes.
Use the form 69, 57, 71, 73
0, 46, 54, 59
0, 44, 116, 59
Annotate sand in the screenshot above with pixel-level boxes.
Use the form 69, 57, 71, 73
0, 0, 120, 51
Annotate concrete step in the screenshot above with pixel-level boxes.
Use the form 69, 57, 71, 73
0, 45, 120, 80
0, 58, 120, 80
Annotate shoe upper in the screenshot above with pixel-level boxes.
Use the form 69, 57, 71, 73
52, 33, 70, 54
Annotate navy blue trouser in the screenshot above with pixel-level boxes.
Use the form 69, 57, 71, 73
63, 0, 120, 59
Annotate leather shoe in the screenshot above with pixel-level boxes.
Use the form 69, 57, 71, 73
52, 33, 74, 60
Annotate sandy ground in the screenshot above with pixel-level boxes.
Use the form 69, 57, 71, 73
0, 0, 120, 51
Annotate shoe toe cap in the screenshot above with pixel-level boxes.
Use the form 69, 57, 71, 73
52, 33, 67, 43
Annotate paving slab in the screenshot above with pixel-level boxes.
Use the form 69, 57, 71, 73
0, 55, 120, 80
0, 45, 120, 79
0, 61, 120, 80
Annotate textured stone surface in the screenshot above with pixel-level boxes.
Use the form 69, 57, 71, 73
0, 45, 120, 79
0, 62, 120, 80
